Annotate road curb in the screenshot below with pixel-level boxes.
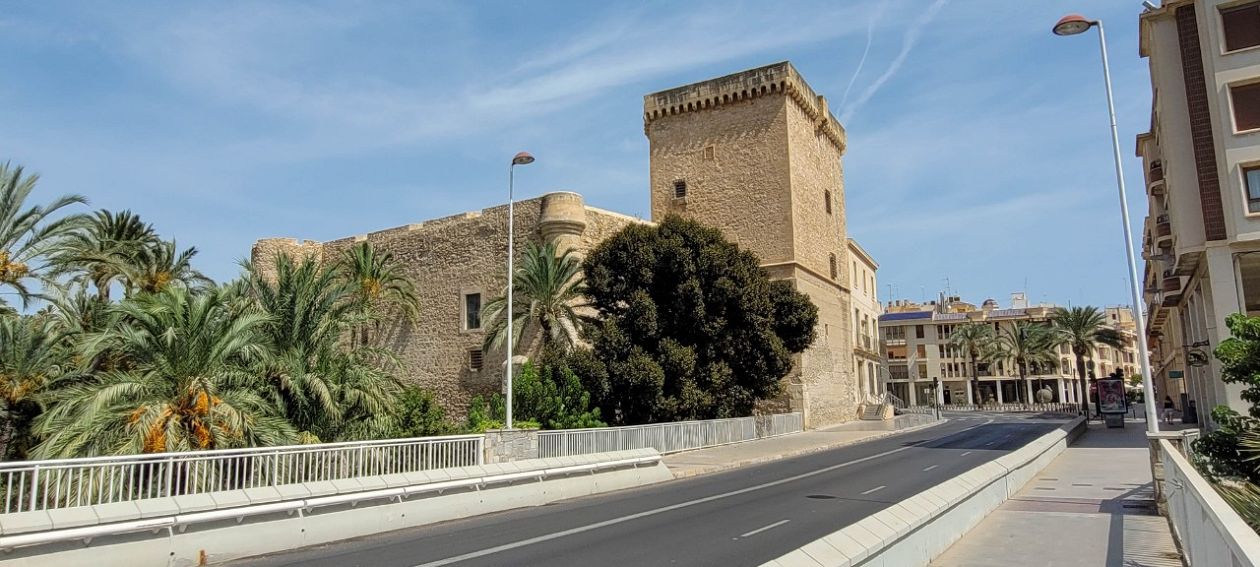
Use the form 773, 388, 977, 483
667, 418, 947, 479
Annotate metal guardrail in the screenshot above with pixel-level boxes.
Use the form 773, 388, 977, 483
1159, 439, 1260, 566
538, 414, 804, 457
762, 413, 804, 438
0, 451, 662, 551
923, 402, 1081, 414
0, 434, 484, 513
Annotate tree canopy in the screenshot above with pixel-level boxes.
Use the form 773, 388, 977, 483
573, 215, 818, 424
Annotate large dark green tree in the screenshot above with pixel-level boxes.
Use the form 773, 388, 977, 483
575, 216, 818, 424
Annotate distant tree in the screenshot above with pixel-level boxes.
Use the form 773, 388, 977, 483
949, 322, 995, 404
574, 216, 817, 424
482, 241, 589, 357
1050, 306, 1125, 417
0, 315, 73, 459
989, 321, 1057, 404
0, 162, 88, 309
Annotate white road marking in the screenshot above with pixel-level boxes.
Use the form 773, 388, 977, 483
739, 519, 790, 538
411, 441, 924, 566
861, 485, 886, 495
960, 451, 973, 456
985, 442, 995, 446
922, 465, 938, 472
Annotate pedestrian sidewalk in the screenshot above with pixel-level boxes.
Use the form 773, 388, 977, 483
931, 418, 1183, 567
663, 414, 941, 478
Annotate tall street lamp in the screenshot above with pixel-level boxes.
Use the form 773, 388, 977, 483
1052, 14, 1160, 433
505, 151, 535, 429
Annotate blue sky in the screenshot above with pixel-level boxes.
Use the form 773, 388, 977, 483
1, 1, 1157, 309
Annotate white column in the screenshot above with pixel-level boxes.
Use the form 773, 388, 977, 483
996, 381, 1004, 404
1025, 379, 1034, 404
1057, 378, 1065, 403
965, 379, 974, 406
1206, 247, 1249, 411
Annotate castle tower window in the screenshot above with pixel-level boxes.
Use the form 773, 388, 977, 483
824, 190, 832, 214
469, 348, 484, 371
829, 253, 838, 280
464, 292, 482, 330
673, 179, 688, 199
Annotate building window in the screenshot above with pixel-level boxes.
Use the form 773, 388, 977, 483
469, 348, 484, 371
915, 325, 925, 339
1222, 2, 1260, 52
824, 190, 832, 214
1232, 82, 1260, 132
673, 179, 688, 199
1246, 165, 1260, 213
829, 254, 837, 280
464, 292, 482, 330
704, 146, 715, 160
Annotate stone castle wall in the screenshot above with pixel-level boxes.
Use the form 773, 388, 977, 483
254, 193, 643, 418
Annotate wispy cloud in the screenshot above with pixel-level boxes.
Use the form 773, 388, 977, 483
839, 2, 884, 109
841, 0, 949, 124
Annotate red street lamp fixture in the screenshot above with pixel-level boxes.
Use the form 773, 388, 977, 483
1052, 14, 1097, 36
512, 151, 535, 166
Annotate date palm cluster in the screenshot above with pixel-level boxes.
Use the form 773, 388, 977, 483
0, 163, 419, 460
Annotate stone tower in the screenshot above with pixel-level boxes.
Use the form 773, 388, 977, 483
643, 61, 856, 426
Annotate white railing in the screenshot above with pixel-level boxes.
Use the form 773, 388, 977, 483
0, 434, 484, 513
927, 402, 1081, 414
538, 416, 758, 457
761, 413, 804, 438
1160, 439, 1260, 566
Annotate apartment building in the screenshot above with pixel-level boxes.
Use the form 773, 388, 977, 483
878, 294, 1139, 406
1137, 0, 1260, 418
849, 239, 882, 400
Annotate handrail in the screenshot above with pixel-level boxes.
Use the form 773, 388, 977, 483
1160, 439, 1260, 565
0, 434, 484, 513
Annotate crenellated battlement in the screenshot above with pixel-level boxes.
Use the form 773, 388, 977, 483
643, 61, 846, 152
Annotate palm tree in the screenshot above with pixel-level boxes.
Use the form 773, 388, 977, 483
335, 242, 418, 346
482, 241, 589, 357
950, 322, 996, 405
1050, 306, 1125, 417
247, 255, 400, 442
122, 240, 212, 296
33, 287, 295, 457
0, 162, 88, 308
53, 209, 158, 300
991, 321, 1057, 404
0, 315, 74, 459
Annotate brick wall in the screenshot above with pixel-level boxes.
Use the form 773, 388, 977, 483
1176, 4, 1228, 242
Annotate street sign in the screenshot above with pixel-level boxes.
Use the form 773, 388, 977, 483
1169, 370, 1184, 379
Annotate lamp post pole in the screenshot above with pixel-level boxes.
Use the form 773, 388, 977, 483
506, 152, 535, 429
1053, 15, 1159, 433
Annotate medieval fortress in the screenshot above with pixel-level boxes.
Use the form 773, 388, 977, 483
253, 62, 869, 427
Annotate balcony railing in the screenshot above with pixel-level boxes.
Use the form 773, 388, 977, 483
1162, 270, 1181, 293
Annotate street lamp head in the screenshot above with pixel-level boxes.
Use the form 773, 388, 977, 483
511, 152, 535, 166
1052, 14, 1096, 36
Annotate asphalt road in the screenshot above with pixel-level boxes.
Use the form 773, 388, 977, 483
235, 413, 1063, 567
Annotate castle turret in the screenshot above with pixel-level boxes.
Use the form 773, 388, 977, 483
539, 191, 588, 255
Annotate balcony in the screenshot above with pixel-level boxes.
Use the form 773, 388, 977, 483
1160, 271, 1180, 292
1155, 214, 1172, 240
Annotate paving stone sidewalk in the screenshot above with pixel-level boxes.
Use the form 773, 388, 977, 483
663, 415, 942, 478
931, 418, 1184, 567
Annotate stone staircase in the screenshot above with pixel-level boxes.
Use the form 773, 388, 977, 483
859, 402, 894, 421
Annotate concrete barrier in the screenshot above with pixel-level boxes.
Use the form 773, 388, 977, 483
0, 449, 672, 567
763, 416, 1086, 567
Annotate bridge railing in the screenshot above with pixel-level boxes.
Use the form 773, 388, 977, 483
1160, 439, 1260, 566
538, 414, 809, 458
0, 434, 484, 514
925, 402, 1081, 414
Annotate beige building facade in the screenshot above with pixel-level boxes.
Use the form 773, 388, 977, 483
848, 239, 882, 401
1138, 0, 1260, 420
879, 294, 1139, 407
255, 62, 867, 427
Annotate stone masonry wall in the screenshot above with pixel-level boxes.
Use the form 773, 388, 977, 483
253, 194, 643, 419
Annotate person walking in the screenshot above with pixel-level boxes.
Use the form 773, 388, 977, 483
1162, 396, 1176, 425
